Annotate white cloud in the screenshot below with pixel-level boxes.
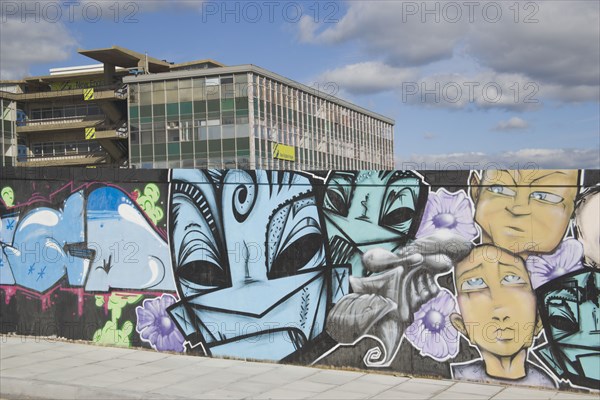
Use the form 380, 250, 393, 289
319, 64, 599, 111
467, 1, 600, 88
493, 117, 529, 131
398, 148, 600, 170
318, 62, 418, 95
299, 1, 467, 66
0, 1, 203, 80
301, 1, 599, 105
0, 19, 77, 80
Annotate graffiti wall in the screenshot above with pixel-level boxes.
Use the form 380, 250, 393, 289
1, 167, 598, 392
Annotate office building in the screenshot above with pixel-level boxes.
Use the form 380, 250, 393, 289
0, 46, 395, 170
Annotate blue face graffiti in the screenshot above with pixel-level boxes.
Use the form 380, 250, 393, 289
322, 171, 428, 277
167, 169, 348, 360
536, 269, 600, 388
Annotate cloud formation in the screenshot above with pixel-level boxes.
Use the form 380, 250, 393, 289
493, 117, 530, 131
0, 19, 77, 80
303, 1, 599, 108
0, 1, 202, 79
399, 148, 600, 170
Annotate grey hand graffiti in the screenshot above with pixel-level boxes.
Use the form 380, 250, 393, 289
326, 230, 472, 366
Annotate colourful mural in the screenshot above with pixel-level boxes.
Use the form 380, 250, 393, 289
0, 168, 598, 393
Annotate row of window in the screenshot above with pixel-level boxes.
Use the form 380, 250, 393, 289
127, 73, 393, 169
130, 137, 251, 169
28, 104, 103, 121
132, 99, 249, 118
135, 158, 251, 170
132, 122, 251, 146
253, 77, 393, 141
252, 75, 393, 169
30, 141, 103, 158
130, 74, 249, 106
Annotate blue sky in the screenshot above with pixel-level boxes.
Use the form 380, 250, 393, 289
1, 0, 598, 169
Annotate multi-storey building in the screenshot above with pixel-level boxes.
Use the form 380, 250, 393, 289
0, 46, 395, 170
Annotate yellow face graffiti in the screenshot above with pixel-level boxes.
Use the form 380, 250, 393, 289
452, 245, 539, 362
471, 170, 579, 255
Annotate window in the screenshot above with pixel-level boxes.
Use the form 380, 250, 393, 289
208, 125, 221, 140
193, 78, 206, 101
139, 83, 152, 105
206, 77, 220, 100
222, 125, 235, 139
167, 122, 180, 142
179, 79, 193, 102
166, 81, 178, 103
153, 122, 166, 143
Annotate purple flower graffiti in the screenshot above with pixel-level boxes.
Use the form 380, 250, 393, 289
136, 294, 185, 352
526, 239, 585, 289
405, 290, 459, 361
416, 189, 478, 241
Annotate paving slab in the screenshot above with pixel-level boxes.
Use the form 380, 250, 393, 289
310, 389, 371, 399
431, 392, 492, 400
303, 369, 363, 385
442, 382, 505, 397
371, 388, 433, 400
253, 388, 316, 399
198, 388, 249, 399
278, 379, 337, 394
492, 387, 559, 399
389, 380, 454, 396
553, 392, 600, 400
354, 372, 410, 386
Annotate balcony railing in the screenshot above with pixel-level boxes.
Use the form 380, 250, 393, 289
17, 152, 108, 166
19, 114, 105, 127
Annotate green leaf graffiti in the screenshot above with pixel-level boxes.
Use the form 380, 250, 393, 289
133, 183, 164, 225
93, 292, 143, 347
1, 187, 14, 207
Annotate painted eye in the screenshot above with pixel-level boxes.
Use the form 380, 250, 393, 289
267, 198, 326, 280
461, 277, 488, 291
381, 187, 417, 234
501, 274, 526, 285
530, 191, 563, 204
178, 260, 228, 288
324, 173, 355, 217
324, 187, 349, 217
549, 315, 578, 335
548, 299, 578, 339
269, 232, 324, 279
488, 185, 516, 196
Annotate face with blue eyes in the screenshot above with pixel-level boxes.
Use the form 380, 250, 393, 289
451, 245, 540, 361
471, 170, 579, 255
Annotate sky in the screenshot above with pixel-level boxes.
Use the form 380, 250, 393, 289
1, 0, 599, 169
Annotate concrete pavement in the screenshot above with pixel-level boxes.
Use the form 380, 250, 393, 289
0, 336, 596, 400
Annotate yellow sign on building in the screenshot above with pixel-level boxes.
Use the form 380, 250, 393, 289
272, 143, 295, 161
83, 88, 95, 101
85, 127, 96, 140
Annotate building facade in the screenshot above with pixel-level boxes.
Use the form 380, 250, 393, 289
0, 46, 395, 170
